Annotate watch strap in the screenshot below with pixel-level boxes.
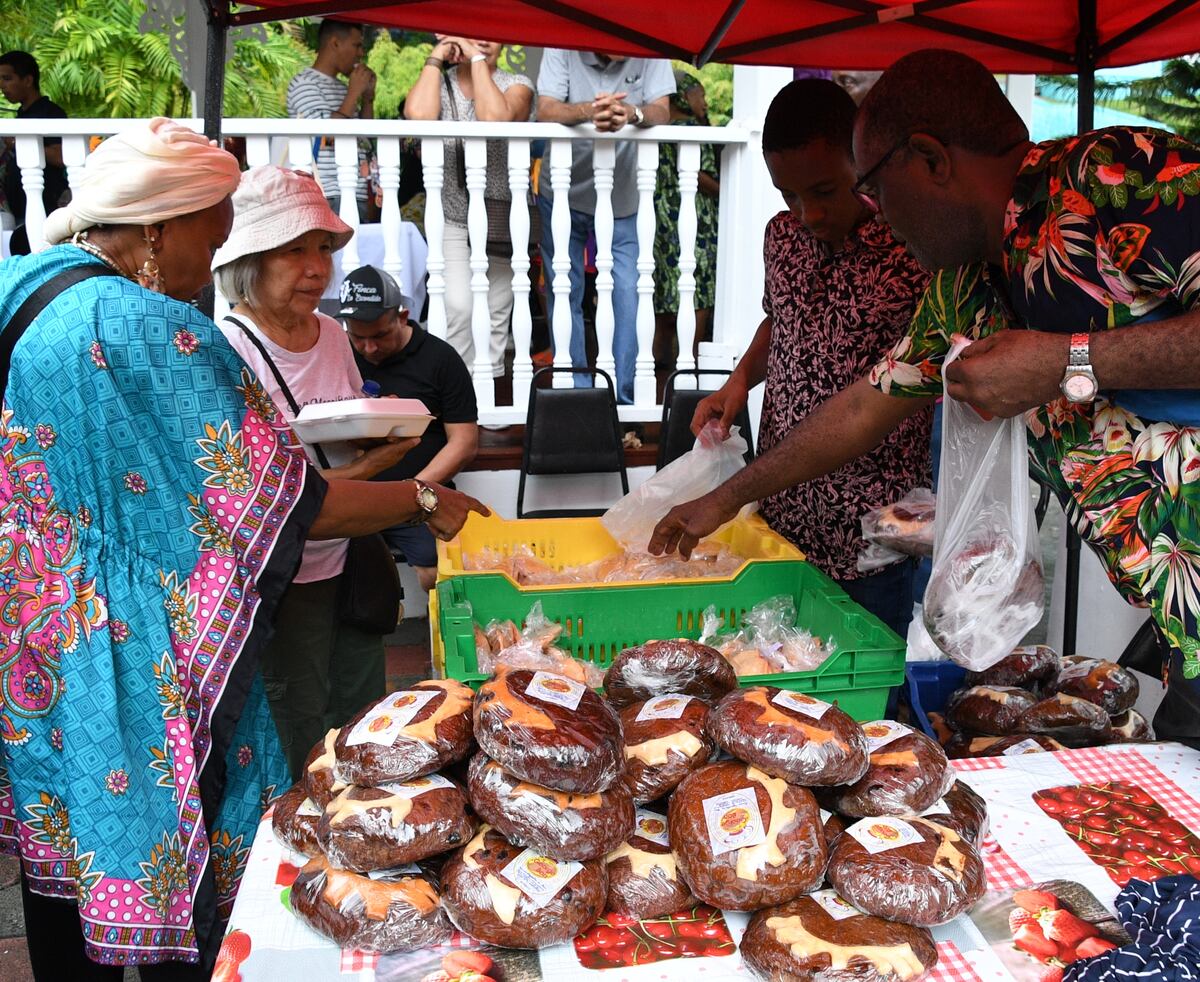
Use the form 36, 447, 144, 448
1068, 332, 1091, 367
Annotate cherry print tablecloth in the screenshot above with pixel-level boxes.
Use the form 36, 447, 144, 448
218, 742, 1200, 982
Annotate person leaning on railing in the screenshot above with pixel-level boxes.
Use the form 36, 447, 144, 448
405, 36, 533, 378
0, 118, 487, 980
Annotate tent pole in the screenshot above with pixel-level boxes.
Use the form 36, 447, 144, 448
1060, 0, 1097, 659
203, 0, 229, 143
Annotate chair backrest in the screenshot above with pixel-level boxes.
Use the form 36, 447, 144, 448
518, 367, 630, 517
657, 369, 755, 470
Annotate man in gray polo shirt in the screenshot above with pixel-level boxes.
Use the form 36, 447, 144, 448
537, 50, 674, 403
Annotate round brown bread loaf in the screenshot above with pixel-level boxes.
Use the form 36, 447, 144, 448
318, 775, 475, 872
1110, 709, 1153, 742
335, 680, 475, 787
945, 686, 1038, 736
1019, 693, 1113, 746
822, 810, 847, 841
833, 722, 955, 818
740, 893, 938, 982
302, 728, 347, 808
604, 639, 736, 708
943, 732, 1067, 759
705, 687, 869, 786
1049, 656, 1138, 715
473, 668, 624, 793
271, 783, 323, 857
918, 781, 989, 845
467, 753, 634, 861
964, 644, 1060, 691
620, 694, 715, 803
827, 817, 986, 926
440, 825, 607, 948
668, 760, 827, 911
605, 808, 695, 920
290, 856, 452, 952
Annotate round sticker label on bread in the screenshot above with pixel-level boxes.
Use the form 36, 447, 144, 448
526, 671, 586, 710
376, 773, 455, 798
862, 719, 912, 752
770, 689, 831, 720
345, 689, 440, 747
1002, 738, 1046, 756
633, 809, 670, 847
809, 888, 863, 921
702, 788, 767, 856
635, 694, 694, 722
500, 849, 583, 908
845, 817, 923, 855
295, 797, 322, 819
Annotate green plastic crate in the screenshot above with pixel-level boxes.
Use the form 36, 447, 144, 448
435, 560, 905, 722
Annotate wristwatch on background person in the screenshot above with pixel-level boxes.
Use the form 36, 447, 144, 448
412, 479, 439, 521
1060, 332, 1099, 403
631, 104, 645, 127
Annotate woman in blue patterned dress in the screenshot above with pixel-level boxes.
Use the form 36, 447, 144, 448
0, 118, 486, 979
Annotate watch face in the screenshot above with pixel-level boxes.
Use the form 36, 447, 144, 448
417, 486, 438, 512
1063, 373, 1097, 402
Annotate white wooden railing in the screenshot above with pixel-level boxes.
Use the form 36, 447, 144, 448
2, 117, 758, 424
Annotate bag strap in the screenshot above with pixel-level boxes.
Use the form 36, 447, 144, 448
224, 313, 332, 469
1, 263, 120, 403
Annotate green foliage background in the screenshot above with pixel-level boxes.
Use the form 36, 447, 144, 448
1, 3, 736, 125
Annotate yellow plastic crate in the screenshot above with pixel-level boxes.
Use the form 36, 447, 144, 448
436, 512, 804, 590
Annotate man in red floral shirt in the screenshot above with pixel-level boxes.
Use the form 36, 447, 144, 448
652, 50, 1200, 747
690, 79, 932, 635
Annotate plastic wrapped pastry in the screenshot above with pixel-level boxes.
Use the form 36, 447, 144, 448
440, 825, 608, 949
916, 781, 989, 845
860, 488, 937, 558
290, 856, 452, 952
964, 644, 1061, 691
467, 753, 634, 861
705, 687, 869, 786
945, 685, 1038, 736
303, 728, 347, 808
271, 783, 323, 857
473, 668, 624, 793
605, 808, 696, 920
604, 639, 737, 708
318, 775, 475, 872
334, 680, 475, 787
943, 732, 1067, 760
1019, 693, 1113, 746
740, 892, 939, 982
669, 760, 827, 911
477, 602, 604, 688
1049, 655, 1138, 715
1110, 708, 1153, 742
827, 817, 986, 926
620, 694, 715, 803
832, 722, 955, 818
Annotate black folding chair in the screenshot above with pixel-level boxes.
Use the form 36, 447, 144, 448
656, 368, 755, 471
517, 366, 630, 518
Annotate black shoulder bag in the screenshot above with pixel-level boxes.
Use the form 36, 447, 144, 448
225, 314, 402, 635
0, 264, 120, 400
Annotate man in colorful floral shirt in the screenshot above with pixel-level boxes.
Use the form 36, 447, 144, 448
651, 49, 1200, 746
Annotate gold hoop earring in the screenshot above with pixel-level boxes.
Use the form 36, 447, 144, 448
138, 233, 165, 294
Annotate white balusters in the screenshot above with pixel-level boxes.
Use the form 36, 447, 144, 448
464, 137, 493, 408
288, 135, 316, 174
633, 141, 659, 405
245, 135, 271, 168
421, 137, 447, 341
548, 138, 574, 386
592, 141, 617, 385
62, 136, 89, 197
15, 137, 46, 252
376, 136, 404, 291
507, 139, 534, 410
334, 136, 361, 269
675, 142, 701, 375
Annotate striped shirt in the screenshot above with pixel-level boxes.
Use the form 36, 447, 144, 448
286, 67, 369, 201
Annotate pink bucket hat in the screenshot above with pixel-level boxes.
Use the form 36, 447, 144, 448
211, 165, 353, 270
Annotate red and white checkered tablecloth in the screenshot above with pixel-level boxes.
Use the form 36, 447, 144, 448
978, 835, 1030, 892
339, 930, 479, 972
930, 941, 984, 982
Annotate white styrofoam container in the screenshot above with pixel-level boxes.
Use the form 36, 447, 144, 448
292, 398, 434, 443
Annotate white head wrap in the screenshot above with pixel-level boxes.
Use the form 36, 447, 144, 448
43, 117, 241, 244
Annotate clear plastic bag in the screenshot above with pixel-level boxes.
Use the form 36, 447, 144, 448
700, 597, 835, 675
602, 421, 749, 549
861, 488, 936, 557
923, 338, 1044, 671
476, 602, 604, 687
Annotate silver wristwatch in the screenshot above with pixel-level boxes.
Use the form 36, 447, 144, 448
631, 104, 645, 127
1060, 333, 1098, 403
412, 479, 439, 521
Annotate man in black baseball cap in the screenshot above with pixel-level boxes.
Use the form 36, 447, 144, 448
339, 265, 479, 592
